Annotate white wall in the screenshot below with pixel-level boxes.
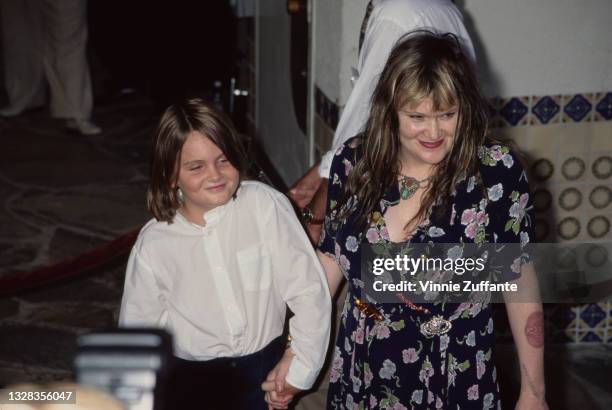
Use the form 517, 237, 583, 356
314, 0, 612, 103
461, 0, 612, 97
256, 0, 309, 184
314, 0, 367, 104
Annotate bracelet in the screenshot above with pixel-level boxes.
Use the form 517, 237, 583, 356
301, 207, 324, 225
285, 334, 293, 349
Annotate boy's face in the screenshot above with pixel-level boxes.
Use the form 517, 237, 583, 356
176, 131, 239, 224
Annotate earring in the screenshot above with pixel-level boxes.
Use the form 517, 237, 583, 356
176, 187, 184, 203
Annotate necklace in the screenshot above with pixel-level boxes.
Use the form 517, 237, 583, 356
398, 174, 429, 200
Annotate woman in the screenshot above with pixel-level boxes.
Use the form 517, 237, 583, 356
317, 31, 547, 409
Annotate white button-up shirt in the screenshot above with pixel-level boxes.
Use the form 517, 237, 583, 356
319, 0, 476, 177
119, 181, 331, 389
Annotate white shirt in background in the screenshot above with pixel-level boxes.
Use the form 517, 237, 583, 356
119, 180, 331, 390
319, 0, 476, 178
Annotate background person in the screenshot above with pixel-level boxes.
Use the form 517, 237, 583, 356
0, 0, 101, 135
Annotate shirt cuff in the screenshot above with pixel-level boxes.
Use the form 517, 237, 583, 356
319, 150, 334, 178
285, 354, 318, 390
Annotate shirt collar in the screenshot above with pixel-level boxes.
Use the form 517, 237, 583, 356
175, 186, 240, 230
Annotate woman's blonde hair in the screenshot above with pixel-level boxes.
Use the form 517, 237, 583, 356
343, 30, 488, 229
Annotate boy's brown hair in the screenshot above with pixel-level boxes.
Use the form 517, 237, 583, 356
147, 98, 249, 222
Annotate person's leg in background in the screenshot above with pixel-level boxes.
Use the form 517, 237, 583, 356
0, 0, 46, 116
41, 0, 101, 135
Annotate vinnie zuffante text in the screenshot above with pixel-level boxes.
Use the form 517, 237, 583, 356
370, 255, 519, 293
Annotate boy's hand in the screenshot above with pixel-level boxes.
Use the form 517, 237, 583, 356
261, 348, 302, 409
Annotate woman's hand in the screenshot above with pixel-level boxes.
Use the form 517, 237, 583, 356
261, 348, 302, 409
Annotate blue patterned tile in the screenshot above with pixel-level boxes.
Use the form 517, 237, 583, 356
329, 102, 339, 130
580, 331, 603, 342
594, 92, 612, 121
579, 303, 606, 328
500, 97, 529, 126
564, 328, 580, 342
549, 305, 577, 330
314, 87, 340, 130
563, 94, 593, 122
314, 86, 323, 115
532, 95, 561, 124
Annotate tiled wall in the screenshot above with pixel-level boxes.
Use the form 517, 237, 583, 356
314, 88, 612, 343
494, 92, 611, 343
313, 86, 339, 160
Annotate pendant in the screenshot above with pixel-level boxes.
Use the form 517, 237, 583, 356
420, 315, 452, 338
399, 176, 419, 200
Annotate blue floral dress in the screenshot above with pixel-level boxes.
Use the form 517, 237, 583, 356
318, 137, 535, 409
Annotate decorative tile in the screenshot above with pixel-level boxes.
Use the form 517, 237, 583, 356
499, 96, 530, 126
534, 217, 551, 242
591, 155, 612, 180
564, 328, 580, 342
485, 90, 612, 130
557, 216, 581, 241
579, 303, 606, 328
530, 158, 555, 182
315, 87, 323, 115
580, 329, 604, 342
586, 215, 610, 239
588, 186, 612, 210
314, 86, 339, 130
314, 113, 334, 153
597, 301, 609, 315
532, 95, 561, 125
548, 305, 577, 330
329, 102, 339, 130
563, 93, 593, 123
594, 92, 612, 121
560, 156, 586, 181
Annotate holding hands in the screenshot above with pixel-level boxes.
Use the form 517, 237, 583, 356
261, 348, 302, 409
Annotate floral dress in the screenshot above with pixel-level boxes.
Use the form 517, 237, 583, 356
318, 137, 535, 410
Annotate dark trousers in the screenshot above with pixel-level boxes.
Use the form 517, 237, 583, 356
165, 337, 284, 410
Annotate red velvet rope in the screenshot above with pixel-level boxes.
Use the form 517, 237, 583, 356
0, 227, 141, 296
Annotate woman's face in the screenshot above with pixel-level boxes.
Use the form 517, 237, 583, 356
397, 95, 458, 174
176, 131, 239, 222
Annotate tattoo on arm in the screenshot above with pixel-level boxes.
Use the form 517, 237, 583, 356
524, 311, 544, 348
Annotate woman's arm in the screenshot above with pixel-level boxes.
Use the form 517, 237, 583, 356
504, 262, 548, 410
317, 250, 344, 297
